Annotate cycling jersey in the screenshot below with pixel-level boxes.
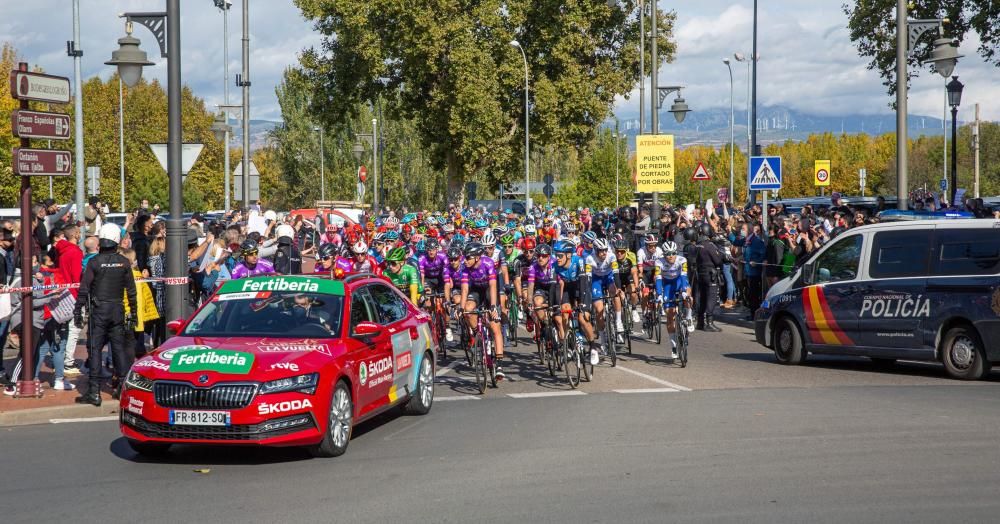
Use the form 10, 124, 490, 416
459, 257, 498, 287
384, 264, 422, 302
636, 246, 664, 268
418, 252, 448, 279
527, 258, 557, 285
617, 251, 638, 273
584, 252, 617, 277
660, 255, 688, 280
555, 254, 585, 283
231, 258, 275, 279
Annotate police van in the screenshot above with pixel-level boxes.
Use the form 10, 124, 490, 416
754, 219, 1000, 380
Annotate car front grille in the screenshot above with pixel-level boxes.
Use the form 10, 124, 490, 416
121, 412, 316, 441
154, 381, 257, 410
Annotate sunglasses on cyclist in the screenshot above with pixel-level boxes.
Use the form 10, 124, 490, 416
320, 255, 333, 261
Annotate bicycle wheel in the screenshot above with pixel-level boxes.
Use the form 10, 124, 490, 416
642, 303, 655, 340
545, 323, 557, 377
653, 307, 662, 346
605, 308, 618, 368
677, 316, 688, 368
473, 336, 487, 394
507, 299, 519, 348
461, 324, 473, 367
582, 336, 593, 382
485, 336, 497, 388
564, 331, 581, 388
622, 299, 633, 355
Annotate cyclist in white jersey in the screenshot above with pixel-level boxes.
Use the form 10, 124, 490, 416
585, 238, 625, 345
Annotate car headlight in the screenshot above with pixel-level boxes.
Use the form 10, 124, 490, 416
125, 370, 154, 392
259, 373, 319, 395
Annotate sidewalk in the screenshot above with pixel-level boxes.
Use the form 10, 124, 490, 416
1, 337, 118, 427
713, 304, 755, 330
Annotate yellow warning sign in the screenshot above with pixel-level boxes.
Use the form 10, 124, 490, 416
636, 134, 676, 193
814, 160, 831, 187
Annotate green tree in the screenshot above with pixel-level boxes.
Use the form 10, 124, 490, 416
294, 0, 675, 202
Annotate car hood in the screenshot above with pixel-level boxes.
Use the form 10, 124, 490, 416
131, 336, 346, 380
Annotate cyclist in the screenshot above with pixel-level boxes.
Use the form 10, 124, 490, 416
313, 243, 339, 274
553, 240, 598, 365
481, 231, 500, 264
636, 233, 664, 317
458, 242, 505, 380
586, 238, 625, 344
512, 236, 536, 332
344, 240, 382, 276
368, 232, 387, 264
384, 246, 423, 303
614, 238, 643, 325
579, 230, 597, 260
497, 233, 521, 343
657, 241, 693, 359
232, 239, 275, 278
418, 237, 448, 318
442, 245, 465, 342
526, 243, 560, 343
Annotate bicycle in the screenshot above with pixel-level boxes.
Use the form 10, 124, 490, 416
600, 300, 618, 368
641, 286, 662, 345
666, 295, 692, 368
561, 304, 590, 388
533, 305, 563, 377
423, 291, 448, 362
451, 303, 473, 367
503, 286, 519, 348
618, 289, 635, 355
464, 307, 498, 394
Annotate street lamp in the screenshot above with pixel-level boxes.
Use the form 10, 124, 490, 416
656, 86, 691, 124
723, 58, 735, 207
510, 40, 531, 213
314, 126, 325, 201
946, 75, 963, 207
107, 2, 187, 325
210, 111, 232, 210
612, 132, 620, 208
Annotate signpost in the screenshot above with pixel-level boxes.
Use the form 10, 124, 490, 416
358, 165, 368, 183
233, 160, 261, 202
149, 143, 204, 183
692, 162, 711, 205
635, 134, 675, 193
9, 63, 71, 398
87, 166, 101, 196
859, 168, 867, 196
749, 156, 782, 235
543, 173, 555, 203
814, 160, 831, 196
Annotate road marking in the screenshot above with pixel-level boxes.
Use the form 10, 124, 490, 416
435, 359, 461, 378
507, 391, 587, 399
613, 388, 680, 394
50, 415, 118, 424
614, 365, 693, 391
435, 396, 480, 402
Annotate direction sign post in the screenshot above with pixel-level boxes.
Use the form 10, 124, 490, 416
11, 110, 71, 140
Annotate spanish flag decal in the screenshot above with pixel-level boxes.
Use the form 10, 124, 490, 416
802, 286, 853, 345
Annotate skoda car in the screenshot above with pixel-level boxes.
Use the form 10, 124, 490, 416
120, 274, 436, 457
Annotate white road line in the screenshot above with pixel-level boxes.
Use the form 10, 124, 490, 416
435, 396, 481, 402
614, 365, 693, 391
613, 388, 680, 394
506, 391, 587, 399
50, 415, 118, 424
435, 359, 461, 378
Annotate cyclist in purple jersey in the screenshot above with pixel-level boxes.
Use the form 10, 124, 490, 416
526, 243, 564, 339
418, 239, 448, 291
231, 239, 275, 279
458, 242, 505, 380
313, 243, 338, 274
441, 245, 464, 342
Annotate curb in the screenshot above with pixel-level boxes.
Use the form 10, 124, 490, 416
0, 403, 119, 427
713, 308, 755, 330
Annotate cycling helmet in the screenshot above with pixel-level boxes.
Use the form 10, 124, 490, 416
613, 238, 629, 251
452, 233, 466, 245
500, 234, 515, 247
447, 246, 463, 260
554, 240, 575, 254
522, 237, 537, 251
535, 243, 552, 257
442, 223, 455, 233
317, 243, 337, 259
644, 234, 659, 245
582, 231, 597, 244
492, 226, 507, 238
663, 241, 678, 256
386, 247, 407, 262
425, 238, 441, 251
401, 224, 414, 235
463, 242, 486, 258
524, 224, 536, 235
372, 232, 386, 242
385, 231, 399, 241
569, 237, 581, 247
414, 239, 426, 253
384, 216, 399, 229
481, 231, 496, 246
593, 238, 609, 251
239, 239, 259, 257
563, 223, 577, 234
351, 241, 368, 255
473, 218, 488, 229
400, 213, 416, 225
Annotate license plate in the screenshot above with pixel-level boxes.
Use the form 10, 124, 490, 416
169, 410, 231, 426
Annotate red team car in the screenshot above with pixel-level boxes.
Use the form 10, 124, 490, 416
119, 274, 436, 457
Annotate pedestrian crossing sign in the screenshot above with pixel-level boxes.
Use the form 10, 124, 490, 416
749, 156, 782, 191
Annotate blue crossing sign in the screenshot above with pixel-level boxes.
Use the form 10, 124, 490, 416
939, 179, 947, 191
749, 156, 782, 191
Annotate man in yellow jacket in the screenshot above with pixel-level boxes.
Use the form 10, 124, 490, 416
118, 248, 160, 361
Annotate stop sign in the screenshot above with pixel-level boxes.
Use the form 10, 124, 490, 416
358, 165, 368, 183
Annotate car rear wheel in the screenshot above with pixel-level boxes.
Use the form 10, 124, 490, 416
773, 317, 806, 365
310, 380, 353, 458
404, 352, 434, 415
942, 326, 991, 380
127, 439, 171, 457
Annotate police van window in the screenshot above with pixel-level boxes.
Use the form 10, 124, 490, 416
814, 234, 862, 284
869, 230, 931, 278
934, 230, 1000, 276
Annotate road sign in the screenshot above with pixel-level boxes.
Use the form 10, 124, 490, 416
859, 168, 867, 196
814, 160, 831, 187
939, 179, 948, 191
717, 187, 728, 204
9, 71, 71, 104
691, 162, 711, 181
635, 134, 676, 192
358, 165, 368, 183
87, 166, 100, 196
543, 173, 554, 186
12, 148, 71, 176
11, 110, 71, 140
543, 184, 554, 200
749, 156, 782, 191
233, 161, 261, 201
356, 181, 365, 201
149, 143, 205, 181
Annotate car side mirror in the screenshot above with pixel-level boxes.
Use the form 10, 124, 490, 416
801, 262, 814, 285
166, 318, 186, 335
353, 321, 382, 339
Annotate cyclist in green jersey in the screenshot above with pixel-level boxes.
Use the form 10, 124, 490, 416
384, 247, 423, 303
498, 234, 521, 338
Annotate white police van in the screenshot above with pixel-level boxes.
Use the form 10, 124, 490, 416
755, 219, 1000, 380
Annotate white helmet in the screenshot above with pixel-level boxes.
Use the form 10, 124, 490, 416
481, 231, 496, 246
276, 224, 295, 239
98, 223, 121, 245
593, 238, 609, 251
263, 210, 277, 222
663, 241, 678, 255
351, 241, 368, 254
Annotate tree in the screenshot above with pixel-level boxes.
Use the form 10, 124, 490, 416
293, 0, 675, 203
844, 1, 1000, 100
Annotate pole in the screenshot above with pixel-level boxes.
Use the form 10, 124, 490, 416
699, 180, 703, 205
950, 105, 958, 207
15, 63, 38, 397
165, 0, 186, 323
615, 134, 620, 208
118, 77, 126, 211
223, 1, 231, 214
639, 0, 645, 134
373, 118, 379, 212
516, 44, 531, 213
895, 0, 908, 210
319, 127, 325, 201
48, 140, 53, 199
943, 78, 947, 189
974, 103, 980, 198
727, 61, 735, 205
650, 0, 659, 228
72, 0, 84, 228
751, 0, 758, 159
241, 0, 250, 211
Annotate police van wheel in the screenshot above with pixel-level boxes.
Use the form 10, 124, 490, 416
773, 317, 805, 365
942, 327, 990, 381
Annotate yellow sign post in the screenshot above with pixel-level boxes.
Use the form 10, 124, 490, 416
636, 134, 675, 193
814, 160, 831, 187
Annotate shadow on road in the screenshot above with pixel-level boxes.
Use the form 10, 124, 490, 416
109, 437, 314, 465
722, 352, 1000, 381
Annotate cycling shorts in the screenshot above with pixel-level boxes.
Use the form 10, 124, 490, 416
591, 273, 616, 301
641, 266, 657, 288
465, 284, 492, 307
425, 276, 445, 294
661, 275, 690, 307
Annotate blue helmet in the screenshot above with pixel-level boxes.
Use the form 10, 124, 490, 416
385, 231, 399, 241
554, 240, 575, 254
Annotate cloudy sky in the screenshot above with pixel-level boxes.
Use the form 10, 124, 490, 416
1, 1, 995, 123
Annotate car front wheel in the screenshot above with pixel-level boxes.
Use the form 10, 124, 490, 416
310, 380, 353, 458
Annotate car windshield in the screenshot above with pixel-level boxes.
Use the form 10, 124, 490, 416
182, 292, 344, 338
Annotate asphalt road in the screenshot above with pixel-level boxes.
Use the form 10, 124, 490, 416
4, 323, 1000, 523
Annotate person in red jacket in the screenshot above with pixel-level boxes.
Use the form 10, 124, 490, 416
54, 225, 84, 374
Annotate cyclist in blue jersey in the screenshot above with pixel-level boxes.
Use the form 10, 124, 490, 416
554, 240, 598, 364
656, 241, 693, 359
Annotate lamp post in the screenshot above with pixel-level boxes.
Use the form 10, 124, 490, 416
510, 40, 531, 213
723, 58, 735, 207
107, 2, 186, 323
118, 77, 126, 211
314, 126, 325, 201
946, 76, 963, 207
214, 0, 232, 213
612, 132, 620, 208
210, 112, 232, 210
895, 7, 962, 209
